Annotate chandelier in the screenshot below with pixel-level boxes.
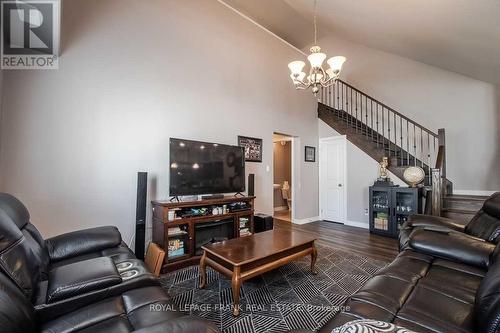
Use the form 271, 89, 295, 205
287, 0, 346, 95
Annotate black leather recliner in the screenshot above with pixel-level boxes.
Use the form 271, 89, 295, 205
0, 193, 218, 332
400, 192, 500, 250
299, 192, 500, 333
0, 269, 217, 333
315, 229, 500, 333
0, 192, 135, 270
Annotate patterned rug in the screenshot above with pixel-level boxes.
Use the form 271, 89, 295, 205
159, 244, 387, 333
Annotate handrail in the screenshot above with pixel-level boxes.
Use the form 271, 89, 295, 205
435, 147, 445, 170
319, 80, 448, 216
336, 80, 438, 138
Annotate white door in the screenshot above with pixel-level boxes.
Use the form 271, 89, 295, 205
319, 137, 346, 223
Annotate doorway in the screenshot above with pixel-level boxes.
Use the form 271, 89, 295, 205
273, 133, 294, 222
319, 136, 347, 223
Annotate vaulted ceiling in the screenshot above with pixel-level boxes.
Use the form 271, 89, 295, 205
222, 0, 500, 85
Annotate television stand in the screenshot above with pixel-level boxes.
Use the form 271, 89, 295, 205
152, 195, 255, 273
234, 192, 245, 197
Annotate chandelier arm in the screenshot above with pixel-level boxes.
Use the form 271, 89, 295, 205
320, 75, 339, 87
292, 78, 310, 88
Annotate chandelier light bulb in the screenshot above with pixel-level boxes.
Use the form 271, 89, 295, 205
307, 51, 326, 68
327, 56, 346, 73
288, 60, 305, 75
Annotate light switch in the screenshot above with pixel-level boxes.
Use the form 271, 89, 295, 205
266, 165, 270, 172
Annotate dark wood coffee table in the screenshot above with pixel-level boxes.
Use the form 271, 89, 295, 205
199, 229, 317, 316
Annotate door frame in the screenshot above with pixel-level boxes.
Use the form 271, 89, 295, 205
319, 136, 347, 224
272, 132, 298, 222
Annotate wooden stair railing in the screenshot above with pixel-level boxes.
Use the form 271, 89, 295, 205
319, 80, 451, 215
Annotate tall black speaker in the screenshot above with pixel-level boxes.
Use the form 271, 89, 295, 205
248, 173, 255, 196
135, 172, 147, 260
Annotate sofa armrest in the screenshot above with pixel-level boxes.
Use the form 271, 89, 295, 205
408, 214, 468, 232
46, 257, 121, 303
408, 228, 495, 268
46, 226, 123, 262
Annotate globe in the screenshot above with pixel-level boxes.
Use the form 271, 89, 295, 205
403, 166, 425, 187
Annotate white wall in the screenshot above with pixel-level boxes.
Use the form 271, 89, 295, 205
316, 35, 500, 192
0, 0, 319, 242
319, 120, 405, 227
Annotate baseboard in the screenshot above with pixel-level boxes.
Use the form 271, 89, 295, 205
453, 190, 497, 196
344, 220, 369, 229
274, 206, 289, 212
292, 216, 320, 225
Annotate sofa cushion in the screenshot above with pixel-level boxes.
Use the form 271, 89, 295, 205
323, 250, 486, 333
408, 228, 495, 269
40, 286, 184, 333
396, 284, 475, 333
46, 226, 123, 263
464, 192, 500, 243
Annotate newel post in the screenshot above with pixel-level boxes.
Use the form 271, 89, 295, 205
437, 128, 446, 178
431, 168, 442, 216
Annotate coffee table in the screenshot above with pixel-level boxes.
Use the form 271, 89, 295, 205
199, 229, 317, 316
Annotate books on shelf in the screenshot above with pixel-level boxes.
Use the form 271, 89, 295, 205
168, 239, 185, 257
374, 212, 389, 230
240, 227, 251, 237
168, 226, 187, 236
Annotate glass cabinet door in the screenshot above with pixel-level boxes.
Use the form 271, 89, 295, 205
370, 188, 391, 233
392, 189, 418, 232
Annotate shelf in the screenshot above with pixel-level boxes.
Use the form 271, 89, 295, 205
168, 232, 188, 238
167, 253, 190, 262
395, 211, 414, 216
164, 210, 253, 225
372, 208, 389, 212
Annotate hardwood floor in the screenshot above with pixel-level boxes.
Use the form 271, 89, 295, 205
273, 209, 291, 222
274, 219, 399, 262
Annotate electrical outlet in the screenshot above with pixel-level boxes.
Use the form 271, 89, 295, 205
364, 208, 369, 216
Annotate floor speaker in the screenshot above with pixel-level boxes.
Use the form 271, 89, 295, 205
248, 173, 255, 196
135, 172, 147, 260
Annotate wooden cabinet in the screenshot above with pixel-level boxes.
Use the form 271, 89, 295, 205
369, 186, 421, 238
151, 196, 254, 272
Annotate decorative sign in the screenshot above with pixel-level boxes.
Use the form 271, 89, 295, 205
305, 146, 316, 162
238, 136, 263, 162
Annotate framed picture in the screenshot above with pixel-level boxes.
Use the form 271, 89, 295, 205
238, 136, 263, 162
305, 146, 316, 162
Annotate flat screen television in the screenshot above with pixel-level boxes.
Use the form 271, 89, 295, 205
169, 138, 246, 196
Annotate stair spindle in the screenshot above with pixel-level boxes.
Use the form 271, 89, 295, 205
399, 116, 403, 166
421, 127, 424, 168
413, 124, 417, 166
427, 132, 431, 182
365, 96, 369, 139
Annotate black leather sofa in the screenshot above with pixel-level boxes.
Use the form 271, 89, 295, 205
306, 193, 500, 333
400, 192, 500, 250
0, 193, 218, 332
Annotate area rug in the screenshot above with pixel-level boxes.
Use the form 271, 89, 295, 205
159, 244, 387, 333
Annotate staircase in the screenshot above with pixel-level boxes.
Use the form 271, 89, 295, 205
318, 80, 456, 215
442, 194, 488, 223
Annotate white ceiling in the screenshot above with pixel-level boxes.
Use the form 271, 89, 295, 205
222, 0, 500, 85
